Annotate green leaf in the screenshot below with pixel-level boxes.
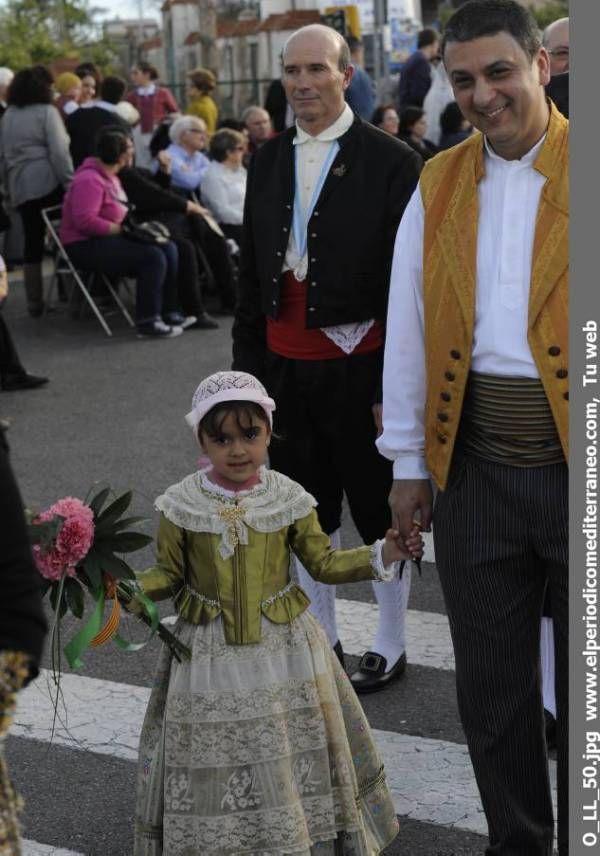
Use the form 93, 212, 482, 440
80, 551, 103, 590
94, 515, 148, 538
96, 491, 132, 527
94, 547, 135, 580
65, 578, 85, 619
109, 532, 154, 553
89, 486, 111, 518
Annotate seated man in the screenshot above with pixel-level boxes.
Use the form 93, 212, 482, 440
242, 105, 275, 161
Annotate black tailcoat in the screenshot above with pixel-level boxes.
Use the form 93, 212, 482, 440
232, 114, 422, 379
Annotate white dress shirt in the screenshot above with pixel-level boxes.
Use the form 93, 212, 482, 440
201, 160, 247, 225
136, 84, 157, 96
282, 104, 375, 354
377, 135, 547, 479
283, 103, 354, 279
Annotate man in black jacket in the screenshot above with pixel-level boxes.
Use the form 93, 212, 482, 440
66, 76, 130, 168
233, 23, 421, 692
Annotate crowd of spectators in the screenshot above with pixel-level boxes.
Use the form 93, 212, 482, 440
0, 61, 249, 347
4, 26, 549, 363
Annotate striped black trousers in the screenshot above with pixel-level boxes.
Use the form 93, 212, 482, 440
434, 451, 568, 856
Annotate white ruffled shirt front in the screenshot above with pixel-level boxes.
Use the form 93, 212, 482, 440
283, 105, 375, 355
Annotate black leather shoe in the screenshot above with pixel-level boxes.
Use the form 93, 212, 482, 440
189, 312, 219, 330
1, 372, 49, 391
333, 640, 345, 670
544, 709, 557, 750
350, 651, 406, 694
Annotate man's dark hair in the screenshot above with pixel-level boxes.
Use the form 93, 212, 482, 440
442, 0, 542, 60
100, 75, 126, 105
94, 126, 131, 164
417, 27, 440, 49
7, 66, 53, 107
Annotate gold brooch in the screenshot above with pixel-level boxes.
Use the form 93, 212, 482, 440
217, 503, 246, 548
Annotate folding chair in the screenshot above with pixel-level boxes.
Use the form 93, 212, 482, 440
41, 205, 135, 337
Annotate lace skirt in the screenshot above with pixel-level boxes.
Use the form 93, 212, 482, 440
134, 612, 399, 856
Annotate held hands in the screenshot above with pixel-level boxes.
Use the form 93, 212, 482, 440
381, 524, 424, 567
388, 479, 433, 538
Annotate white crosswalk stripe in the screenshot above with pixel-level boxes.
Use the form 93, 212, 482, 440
14, 664, 557, 841
22, 842, 84, 856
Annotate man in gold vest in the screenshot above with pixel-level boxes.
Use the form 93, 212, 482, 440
377, 2, 568, 854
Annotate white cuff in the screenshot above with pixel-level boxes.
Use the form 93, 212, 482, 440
392, 455, 431, 480
371, 540, 400, 582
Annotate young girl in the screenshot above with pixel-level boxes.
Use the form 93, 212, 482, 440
133, 371, 423, 855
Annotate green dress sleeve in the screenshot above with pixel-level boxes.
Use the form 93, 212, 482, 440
288, 509, 376, 585
135, 514, 186, 602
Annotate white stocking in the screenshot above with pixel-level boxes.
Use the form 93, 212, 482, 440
293, 528, 341, 648
540, 616, 556, 718
371, 565, 411, 670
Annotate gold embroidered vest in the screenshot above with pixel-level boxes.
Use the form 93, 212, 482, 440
420, 103, 569, 490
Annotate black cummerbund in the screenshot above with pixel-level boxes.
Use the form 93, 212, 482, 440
459, 372, 565, 467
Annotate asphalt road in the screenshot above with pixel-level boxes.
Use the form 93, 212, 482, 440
2, 271, 493, 855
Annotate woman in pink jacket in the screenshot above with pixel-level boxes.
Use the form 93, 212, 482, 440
60, 127, 184, 338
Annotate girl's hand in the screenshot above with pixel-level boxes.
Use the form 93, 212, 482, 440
381, 525, 424, 567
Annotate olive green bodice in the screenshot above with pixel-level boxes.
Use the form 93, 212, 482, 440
137, 508, 377, 645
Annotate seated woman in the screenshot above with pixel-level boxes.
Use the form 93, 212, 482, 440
59, 127, 184, 339
200, 128, 246, 247
119, 148, 223, 328
161, 115, 210, 198
397, 106, 439, 161
370, 104, 400, 138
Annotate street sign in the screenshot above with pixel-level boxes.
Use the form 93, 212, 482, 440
321, 9, 348, 37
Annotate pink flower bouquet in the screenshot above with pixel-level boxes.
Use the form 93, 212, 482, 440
33, 497, 95, 582
28, 486, 189, 672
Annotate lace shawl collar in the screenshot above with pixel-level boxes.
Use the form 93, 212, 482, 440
155, 467, 317, 559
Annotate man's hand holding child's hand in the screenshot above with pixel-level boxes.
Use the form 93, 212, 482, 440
382, 524, 424, 567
